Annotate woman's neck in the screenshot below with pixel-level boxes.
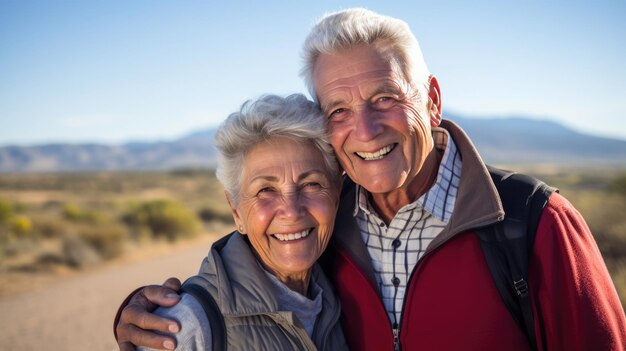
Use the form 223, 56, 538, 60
264, 265, 312, 296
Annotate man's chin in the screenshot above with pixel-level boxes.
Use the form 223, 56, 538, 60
357, 177, 405, 195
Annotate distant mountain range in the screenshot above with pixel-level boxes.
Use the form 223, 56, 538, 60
1, 114, 625, 173
449, 114, 626, 165
0, 129, 218, 172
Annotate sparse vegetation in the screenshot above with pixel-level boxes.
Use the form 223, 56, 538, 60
10, 215, 33, 237
63, 203, 107, 223
63, 234, 101, 268
79, 224, 127, 260
0, 197, 13, 223
0, 167, 625, 310
609, 172, 626, 197
198, 206, 233, 223
123, 199, 201, 241
0, 170, 232, 271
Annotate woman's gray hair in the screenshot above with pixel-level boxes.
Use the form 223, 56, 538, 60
301, 8, 431, 103
215, 93, 339, 204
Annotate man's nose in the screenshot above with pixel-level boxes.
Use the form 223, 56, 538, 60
353, 106, 383, 141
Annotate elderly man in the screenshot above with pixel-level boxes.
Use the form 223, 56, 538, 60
116, 8, 626, 350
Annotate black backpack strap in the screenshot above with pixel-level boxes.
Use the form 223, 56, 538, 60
476, 166, 557, 351
181, 282, 227, 351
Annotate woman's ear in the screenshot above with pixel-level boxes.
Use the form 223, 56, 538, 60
224, 191, 245, 234
427, 75, 442, 127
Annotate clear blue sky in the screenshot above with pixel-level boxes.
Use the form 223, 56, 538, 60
1, 0, 625, 146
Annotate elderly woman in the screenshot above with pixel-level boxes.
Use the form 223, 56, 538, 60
137, 94, 348, 351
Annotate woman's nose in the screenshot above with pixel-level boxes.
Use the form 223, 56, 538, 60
277, 191, 303, 219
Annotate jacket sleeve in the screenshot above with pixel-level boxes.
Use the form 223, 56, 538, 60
137, 293, 213, 351
530, 193, 626, 351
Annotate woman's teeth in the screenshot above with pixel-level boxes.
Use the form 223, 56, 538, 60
273, 229, 311, 241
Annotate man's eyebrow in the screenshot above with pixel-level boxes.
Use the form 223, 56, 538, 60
320, 99, 344, 113
370, 83, 403, 97
320, 82, 405, 112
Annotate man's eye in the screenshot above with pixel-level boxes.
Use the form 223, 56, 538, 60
329, 108, 346, 119
373, 96, 397, 109
301, 182, 324, 193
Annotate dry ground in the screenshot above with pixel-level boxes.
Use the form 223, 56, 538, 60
0, 232, 224, 351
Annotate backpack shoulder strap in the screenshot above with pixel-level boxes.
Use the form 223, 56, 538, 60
476, 165, 557, 351
181, 279, 227, 351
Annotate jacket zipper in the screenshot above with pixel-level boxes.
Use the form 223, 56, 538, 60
339, 232, 457, 350
392, 327, 400, 350
395, 241, 450, 350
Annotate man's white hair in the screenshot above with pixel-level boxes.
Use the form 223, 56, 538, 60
300, 8, 431, 103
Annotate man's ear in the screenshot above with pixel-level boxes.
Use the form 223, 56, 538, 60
427, 75, 442, 127
224, 191, 245, 234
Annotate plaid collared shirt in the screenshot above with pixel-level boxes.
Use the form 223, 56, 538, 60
354, 127, 462, 327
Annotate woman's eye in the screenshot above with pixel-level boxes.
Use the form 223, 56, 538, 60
257, 187, 275, 195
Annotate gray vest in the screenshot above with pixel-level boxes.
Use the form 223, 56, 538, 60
188, 233, 348, 351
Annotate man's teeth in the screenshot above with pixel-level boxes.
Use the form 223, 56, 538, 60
356, 144, 394, 160
273, 229, 311, 242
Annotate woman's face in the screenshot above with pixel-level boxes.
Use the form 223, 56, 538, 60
229, 137, 340, 284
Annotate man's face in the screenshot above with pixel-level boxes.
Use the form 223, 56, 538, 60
312, 45, 437, 195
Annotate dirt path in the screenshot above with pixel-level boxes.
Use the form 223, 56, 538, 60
0, 233, 222, 351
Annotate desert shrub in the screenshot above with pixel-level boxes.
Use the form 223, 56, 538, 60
1, 213, 34, 259
11, 215, 32, 237
2, 239, 36, 259
123, 199, 200, 241
0, 197, 13, 224
609, 173, 626, 197
592, 220, 626, 260
62, 203, 107, 223
198, 206, 233, 224
62, 203, 81, 220
78, 224, 126, 260
62, 234, 101, 268
36, 252, 66, 268
0, 229, 13, 259
12, 202, 26, 212
33, 217, 70, 239
573, 193, 626, 264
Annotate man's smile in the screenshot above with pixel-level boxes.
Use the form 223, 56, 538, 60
355, 143, 397, 161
